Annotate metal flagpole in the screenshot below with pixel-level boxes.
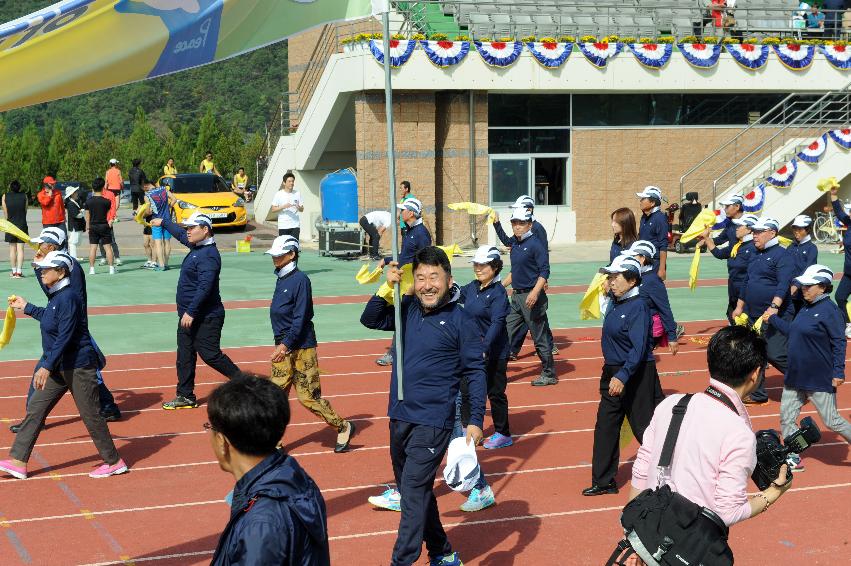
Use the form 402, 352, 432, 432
381, 6, 404, 400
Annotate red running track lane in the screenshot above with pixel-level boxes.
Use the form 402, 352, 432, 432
0, 323, 850, 565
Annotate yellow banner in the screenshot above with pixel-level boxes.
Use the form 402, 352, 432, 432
0, 0, 373, 111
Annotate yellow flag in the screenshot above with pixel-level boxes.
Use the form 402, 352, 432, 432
438, 244, 464, 259
846, 302, 851, 323
679, 210, 719, 244
734, 313, 749, 326
355, 264, 383, 285
688, 246, 701, 292
0, 219, 39, 250
448, 202, 496, 223
620, 420, 635, 450
817, 177, 840, 192
752, 316, 764, 334
0, 296, 16, 350
134, 202, 151, 227
579, 272, 607, 320
377, 264, 414, 305
777, 236, 792, 248
730, 241, 743, 258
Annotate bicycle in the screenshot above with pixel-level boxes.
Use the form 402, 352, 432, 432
813, 210, 841, 244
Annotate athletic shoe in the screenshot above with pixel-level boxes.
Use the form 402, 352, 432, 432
109, 266, 116, 275
460, 486, 495, 512
115, 258, 123, 266
100, 408, 122, 422
742, 396, 769, 406
508, 353, 518, 361
375, 352, 393, 366
368, 486, 401, 512
153, 266, 165, 272
483, 432, 513, 450
551, 345, 559, 355
430, 552, 463, 566
789, 454, 805, 473
9, 422, 22, 434
89, 459, 128, 478
98, 258, 107, 266
675, 324, 685, 339
0, 460, 27, 480
845, 323, 851, 339
162, 396, 198, 410
334, 420, 356, 453
531, 375, 558, 386
89, 267, 96, 275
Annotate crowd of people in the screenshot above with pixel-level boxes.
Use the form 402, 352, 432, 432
2, 172, 851, 565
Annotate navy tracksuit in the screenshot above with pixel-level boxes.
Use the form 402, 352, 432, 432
639, 208, 669, 271
833, 199, 851, 324
271, 267, 317, 349
740, 240, 796, 402
710, 234, 757, 324
593, 289, 659, 487
384, 220, 432, 267
610, 239, 627, 263
788, 236, 818, 312
361, 292, 486, 565
163, 217, 242, 401
638, 269, 677, 343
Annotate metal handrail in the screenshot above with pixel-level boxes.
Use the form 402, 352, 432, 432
709, 87, 851, 206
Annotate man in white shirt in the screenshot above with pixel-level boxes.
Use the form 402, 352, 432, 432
359, 210, 392, 260
270, 172, 303, 240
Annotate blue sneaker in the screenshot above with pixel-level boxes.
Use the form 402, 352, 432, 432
367, 486, 401, 512
483, 432, 513, 450
460, 486, 495, 512
430, 552, 463, 566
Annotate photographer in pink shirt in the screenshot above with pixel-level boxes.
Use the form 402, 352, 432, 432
630, 326, 792, 537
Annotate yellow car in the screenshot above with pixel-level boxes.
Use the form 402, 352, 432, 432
162, 173, 248, 230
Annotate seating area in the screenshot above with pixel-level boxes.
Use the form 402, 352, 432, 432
422, 1, 848, 40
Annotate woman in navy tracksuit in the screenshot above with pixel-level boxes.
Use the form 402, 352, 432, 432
622, 241, 678, 356
584, 254, 658, 497
830, 186, 851, 336
787, 214, 818, 314
609, 207, 638, 262
765, 264, 851, 471
701, 214, 759, 324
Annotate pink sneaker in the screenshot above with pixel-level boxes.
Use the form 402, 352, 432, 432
0, 459, 27, 480
89, 459, 128, 478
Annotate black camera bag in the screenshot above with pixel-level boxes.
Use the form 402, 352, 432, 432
605, 394, 734, 566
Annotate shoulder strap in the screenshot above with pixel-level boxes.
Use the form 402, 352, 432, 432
658, 394, 693, 469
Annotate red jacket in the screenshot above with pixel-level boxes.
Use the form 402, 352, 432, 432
37, 188, 66, 224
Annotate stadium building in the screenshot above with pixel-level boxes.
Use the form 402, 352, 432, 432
254, 1, 851, 247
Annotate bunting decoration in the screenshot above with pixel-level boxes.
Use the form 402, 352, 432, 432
772, 44, 816, 70
474, 41, 524, 67
725, 44, 770, 70
821, 44, 851, 70
578, 42, 623, 68
712, 208, 727, 230
369, 39, 416, 68
766, 158, 798, 188
419, 40, 470, 68
677, 43, 723, 68
796, 134, 828, 163
743, 184, 766, 213
526, 41, 573, 68
628, 43, 673, 69
829, 128, 851, 149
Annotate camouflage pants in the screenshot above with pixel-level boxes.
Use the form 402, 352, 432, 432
271, 347, 345, 431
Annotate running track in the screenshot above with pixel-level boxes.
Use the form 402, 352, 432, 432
0, 322, 850, 565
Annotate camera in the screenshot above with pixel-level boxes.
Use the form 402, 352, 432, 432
752, 416, 821, 490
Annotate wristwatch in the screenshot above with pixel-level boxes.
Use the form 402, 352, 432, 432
770, 302, 781, 310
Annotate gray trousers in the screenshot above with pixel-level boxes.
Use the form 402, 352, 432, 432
11, 366, 120, 465
506, 290, 555, 379
780, 387, 851, 442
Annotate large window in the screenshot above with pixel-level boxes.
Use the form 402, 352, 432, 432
489, 94, 570, 127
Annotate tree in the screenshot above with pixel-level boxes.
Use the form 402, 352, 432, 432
194, 107, 221, 171
46, 119, 71, 176
18, 124, 45, 196
126, 107, 163, 178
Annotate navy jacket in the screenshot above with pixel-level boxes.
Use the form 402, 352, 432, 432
495, 219, 548, 247
712, 217, 738, 249
271, 267, 317, 350
833, 199, 851, 276
384, 220, 431, 266
492, 225, 550, 290
739, 241, 795, 318
360, 292, 487, 429
768, 295, 845, 393
788, 237, 818, 279
639, 208, 669, 258
24, 284, 98, 372
602, 291, 654, 383
210, 450, 330, 566
610, 239, 628, 262
710, 238, 756, 291
36, 256, 87, 320
460, 279, 509, 360
163, 216, 226, 319
639, 270, 677, 342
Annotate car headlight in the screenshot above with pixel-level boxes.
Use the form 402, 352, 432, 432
234, 198, 245, 208
177, 200, 198, 209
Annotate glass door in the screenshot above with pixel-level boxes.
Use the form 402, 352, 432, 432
490, 156, 531, 205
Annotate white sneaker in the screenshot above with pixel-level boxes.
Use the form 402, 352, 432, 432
845, 324, 851, 339
98, 258, 107, 266
115, 258, 123, 266
109, 266, 116, 275
89, 267, 95, 275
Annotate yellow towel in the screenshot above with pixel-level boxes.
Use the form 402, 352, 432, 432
438, 244, 463, 259
0, 296, 16, 350
448, 202, 496, 223
730, 241, 743, 258
377, 264, 414, 305
817, 177, 840, 192
620, 420, 635, 450
688, 246, 701, 292
679, 210, 719, 244
734, 312, 749, 326
0, 219, 39, 250
579, 272, 607, 320
847, 302, 851, 323
134, 202, 151, 227
752, 316, 764, 334
777, 236, 792, 248
355, 264, 383, 285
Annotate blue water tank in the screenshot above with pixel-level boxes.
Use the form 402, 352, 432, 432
320, 169, 359, 223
